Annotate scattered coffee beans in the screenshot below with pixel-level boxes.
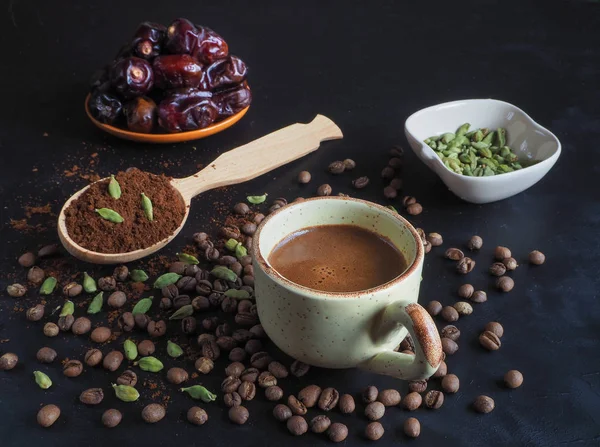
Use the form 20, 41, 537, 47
103, 351, 124, 371
339, 393, 356, 413
84, 349, 103, 367
496, 275, 514, 292
37, 347, 57, 364
317, 184, 332, 196
318, 387, 339, 411
378, 389, 401, 406
494, 246, 511, 260
408, 380, 427, 393
406, 202, 423, 215
186, 406, 207, 425
268, 361, 288, 379
467, 235, 483, 250
352, 176, 370, 189
427, 232, 443, 246
479, 331, 502, 351
441, 325, 460, 341
72, 317, 92, 335
0, 353, 18, 370
224, 392, 242, 407
426, 300, 442, 316
454, 301, 473, 316
117, 369, 137, 386
18, 252, 36, 267
7, 283, 27, 297
298, 171, 311, 184
63, 360, 83, 377
473, 395, 495, 413
458, 283, 474, 299
489, 262, 507, 276
298, 385, 321, 408
327, 422, 348, 443
43, 322, 59, 337
485, 321, 504, 338
362, 385, 378, 403
404, 417, 421, 438
290, 360, 310, 377
229, 405, 250, 425
142, 403, 166, 423
441, 337, 459, 355
80, 388, 104, 405
365, 401, 385, 420
273, 404, 292, 422
457, 256, 476, 274
504, 370, 524, 388
503, 257, 519, 270
441, 306, 459, 322
102, 409, 122, 428
90, 327, 112, 343
529, 250, 545, 265
445, 248, 464, 260
310, 414, 331, 433
441, 374, 460, 393
365, 421, 384, 440
265, 385, 284, 401
287, 415, 308, 435
37, 404, 61, 428
433, 361, 447, 378
166, 367, 189, 384
288, 395, 308, 415
402, 392, 422, 411
424, 390, 444, 409
328, 161, 345, 174
470, 290, 488, 303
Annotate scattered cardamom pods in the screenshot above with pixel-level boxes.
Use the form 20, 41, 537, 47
224, 289, 251, 300
141, 193, 153, 221
210, 266, 237, 282
235, 243, 248, 259
247, 193, 267, 204
130, 269, 149, 282
177, 253, 199, 265
112, 383, 140, 402
225, 239, 239, 251
153, 273, 181, 289
108, 175, 122, 199
169, 304, 194, 320
95, 208, 124, 223
180, 385, 217, 402
123, 339, 138, 361
59, 300, 75, 317
39, 277, 57, 295
33, 371, 52, 389
167, 340, 183, 358
135, 356, 164, 372
83, 272, 97, 293
132, 297, 153, 315
87, 292, 104, 314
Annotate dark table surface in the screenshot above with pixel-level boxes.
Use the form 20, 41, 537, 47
1, 0, 600, 446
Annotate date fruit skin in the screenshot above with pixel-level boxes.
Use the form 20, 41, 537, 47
165, 19, 229, 64
158, 88, 218, 132
194, 26, 229, 64
132, 22, 167, 60
153, 55, 203, 89
165, 18, 200, 55
203, 56, 247, 90
214, 82, 252, 118
110, 57, 154, 99
89, 91, 123, 124
124, 96, 157, 133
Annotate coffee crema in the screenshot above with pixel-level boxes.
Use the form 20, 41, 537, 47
267, 224, 408, 293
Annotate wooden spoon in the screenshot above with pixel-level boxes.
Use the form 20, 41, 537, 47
58, 115, 343, 264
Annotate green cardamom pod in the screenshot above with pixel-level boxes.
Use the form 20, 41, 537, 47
39, 277, 57, 295
59, 300, 75, 317
132, 297, 153, 315
130, 269, 149, 282
224, 289, 250, 300
169, 304, 194, 320
33, 371, 52, 389
123, 339, 138, 361
247, 193, 267, 205
96, 207, 124, 223
385, 205, 398, 213
177, 253, 199, 265
112, 383, 140, 402
87, 292, 104, 314
211, 266, 237, 282
141, 193, 153, 221
167, 340, 183, 358
108, 175, 122, 199
153, 273, 181, 289
180, 385, 217, 402
441, 132, 455, 144
456, 123, 470, 138
83, 272, 97, 293
496, 128, 506, 147
235, 243, 248, 260
135, 356, 164, 372
225, 239, 239, 251
482, 130, 496, 145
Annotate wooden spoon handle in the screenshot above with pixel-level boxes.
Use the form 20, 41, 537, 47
173, 115, 343, 202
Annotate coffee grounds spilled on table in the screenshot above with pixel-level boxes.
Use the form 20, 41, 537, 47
64, 168, 186, 253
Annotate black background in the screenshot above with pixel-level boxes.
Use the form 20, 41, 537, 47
1, 0, 600, 446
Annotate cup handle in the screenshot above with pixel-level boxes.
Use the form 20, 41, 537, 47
360, 302, 443, 380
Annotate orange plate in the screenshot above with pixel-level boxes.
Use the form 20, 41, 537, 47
85, 94, 249, 143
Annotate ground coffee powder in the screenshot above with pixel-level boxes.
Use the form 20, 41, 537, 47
64, 168, 186, 253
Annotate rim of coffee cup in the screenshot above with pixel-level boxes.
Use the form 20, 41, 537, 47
252, 196, 425, 299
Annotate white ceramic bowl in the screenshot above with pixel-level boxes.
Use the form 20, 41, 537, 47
404, 99, 561, 204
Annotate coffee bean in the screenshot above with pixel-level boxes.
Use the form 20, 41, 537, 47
205, 246, 220, 261
250, 351, 272, 369
365, 421, 384, 440
352, 176, 370, 189
496, 276, 514, 292
444, 248, 464, 261
7, 283, 27, 297
102, 409, 122, 428
328, 422, 348, 443
222, 375, 242, 393
63, 282, 83, 297
288, 395, 308, 415
287, 415, 308, 435
297, 384, 321, 408
494, 246, 511, 260
0, 353, 18, 370
273, 404, 292, 422
381, 166, 395, 179
236, 311, 258, 326
90, 326, 112, 343
504, 370, 523, 388
441, 325, 460, 341
383, 186, 397, 199
365, 401, 385, 420
479, 331, 502, 351
339, 394, 355, 413
84, 348, 103, 368
318, 387, 339, 411
454, 301, 473, 316
408, 380, 427, 393
471, 290, 488, 303
36, 347, 57, 364
424, 390, 444, 409
72, 317, 92, 335
233, 328, 253, 343
441, 373, 460, 393
135, 340, 154, 356
258, 371, 277, 388
142, 403, 166, 423
426, 300, 442, 317
117, 369, 137, 386
167, 367, 189, 385
229, 405, 249, 425
290, 360, 310, 377
268, 361, 288, 379
404, 417, 421, 438
103, 351, 123, 371
160, 297, 172, 309
241, 367, 259, 382
457, 256, 476, 274
486, 322, 504, 339
147, 320, 167, 337
169, 262, 187, 275
233, 202, 250, 215
18, 252, 36, 267
328, 160, 345, 174
27, 266, 45, 285
433, 361, 448, 378
37, 243, 58, 258
378, 389, 401, 406
225, 362, 245, 378
402, 392, 422, 411
118, 312, 135, 332
187, 406, 208, 425
245, 339, 262, 355
107, 291, 127, 308
177, 276, 197, 293
80, 388, 104, 405
489, 262, 507, 276
501, 257, 518, 271
389, 178, 403, 191
360, 385, 377, 403
310, 414, 331, 433
25, 304, 44, 322
63, 359, 83, 377
440, 306, 459, 322
201, 317, 219, 332
98, 276, 116, 291
265, 385, 284, 401
317, 184, 332, 196
191, 357, 213, 375
184, 263, 200, 276
58, 315, 75, 332
458, 284, 474, 299
242, 274, 254, 287
406, 202, 423, 215
43, 322, 59, 337
298, 171, 311, 184
37, 404, 60, 427
224, 392, 242, 407
529, 250, 545, 265
249, 324, 266, 339
473, 395, 495, 413
229, 348, 247, 362
238, 381, 256, 401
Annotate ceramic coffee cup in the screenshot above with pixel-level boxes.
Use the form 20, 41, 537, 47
252, 196, 442, 380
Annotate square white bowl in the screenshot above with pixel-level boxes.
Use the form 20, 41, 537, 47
404, 99, 561, 204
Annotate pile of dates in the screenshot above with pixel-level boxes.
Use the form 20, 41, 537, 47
88, 18, 251, 133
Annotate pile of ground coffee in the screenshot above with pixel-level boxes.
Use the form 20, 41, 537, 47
64, 168, 186, 253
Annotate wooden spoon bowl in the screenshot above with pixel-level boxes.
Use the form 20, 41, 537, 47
58, 115, 343, 264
